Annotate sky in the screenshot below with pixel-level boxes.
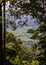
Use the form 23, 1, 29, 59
2, 1, 40, 42
2, 1, 40, 31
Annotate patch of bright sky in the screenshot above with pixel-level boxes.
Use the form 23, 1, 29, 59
5, 1, 10, 11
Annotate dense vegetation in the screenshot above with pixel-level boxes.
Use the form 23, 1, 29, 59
1, 0, 46, 65
5, 32, 39, 65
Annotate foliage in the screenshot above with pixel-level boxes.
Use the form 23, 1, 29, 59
2, 0, 46, 65
6, 32, 16, 43
27, 29, 35, 34
8, 0, 15, 3
31, 60, 39, 65
8, 0, 46, 65
6, 43, 37, 65
30, 30, 39, 39
5, 32, 38, 65
0, 0, 3, 4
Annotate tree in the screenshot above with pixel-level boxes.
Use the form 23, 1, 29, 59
7, 0, 46, 65
5, 32, 34, 65
0, 0, 3, 65
1, 0, 16, 65
1, 0, 46, 65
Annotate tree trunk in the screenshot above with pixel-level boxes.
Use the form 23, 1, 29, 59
0, 3, 5, 65
0, 4, 2, 65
